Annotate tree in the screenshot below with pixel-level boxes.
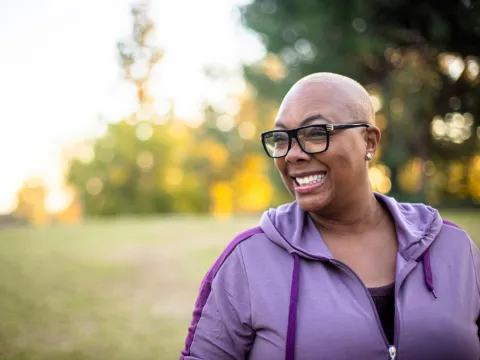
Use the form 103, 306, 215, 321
239, 0, 480, 205
14, 178, 49, 226
117, 1, 163, 123
66, 2, 179, 215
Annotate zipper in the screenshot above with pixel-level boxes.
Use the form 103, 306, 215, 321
392, 282, 400, 359
389, 345, 396, 359
330, 259, 398, 359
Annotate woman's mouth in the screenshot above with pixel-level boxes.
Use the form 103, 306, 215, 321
292, 173, 327, 193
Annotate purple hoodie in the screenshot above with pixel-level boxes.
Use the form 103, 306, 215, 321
180, 193, 480, 360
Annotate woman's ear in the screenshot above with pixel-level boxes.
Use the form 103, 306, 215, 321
365, 125, 381, 156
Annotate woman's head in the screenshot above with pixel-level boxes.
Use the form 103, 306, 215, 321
263, 72, 381, 215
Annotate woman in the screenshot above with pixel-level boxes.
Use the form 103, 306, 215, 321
180, 73, 480, 360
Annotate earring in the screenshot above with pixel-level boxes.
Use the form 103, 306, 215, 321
366, 152, 373, 160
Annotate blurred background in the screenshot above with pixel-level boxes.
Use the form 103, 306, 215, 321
1, 0, 479, 359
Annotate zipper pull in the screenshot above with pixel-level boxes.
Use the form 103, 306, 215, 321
389, 345, 396, 360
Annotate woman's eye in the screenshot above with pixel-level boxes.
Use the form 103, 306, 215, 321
304, 130, 326, 138
273, 135, 288, 142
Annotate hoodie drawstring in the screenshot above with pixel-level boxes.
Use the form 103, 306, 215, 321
422, 248, 437, 298
286, 254, 300, 360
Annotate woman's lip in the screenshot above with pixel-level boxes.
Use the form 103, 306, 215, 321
293, 174, 327, 194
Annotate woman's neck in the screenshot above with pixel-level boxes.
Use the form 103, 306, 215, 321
310, 191, 387, 236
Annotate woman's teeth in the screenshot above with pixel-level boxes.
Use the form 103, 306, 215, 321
296, 174, 325, 186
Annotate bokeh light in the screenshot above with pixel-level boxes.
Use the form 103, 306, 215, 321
238, 121, 256, 139
86, 177, 103, 196
438, 53, 465, 81
136, 151, 154, 171
466, 57, 479, 81
368, 164, 392, 194
135, 122, 154, 141
216, 114, 235, 132
369, 93, 383, 113
430, 112, 473, 144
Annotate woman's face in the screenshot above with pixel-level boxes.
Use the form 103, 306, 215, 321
272, 80, 379, 215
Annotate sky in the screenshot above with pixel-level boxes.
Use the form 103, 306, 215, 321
0, 0, 264, 213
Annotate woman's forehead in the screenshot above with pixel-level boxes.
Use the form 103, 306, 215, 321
275, 90, 351, 128
274, 76, 374, 128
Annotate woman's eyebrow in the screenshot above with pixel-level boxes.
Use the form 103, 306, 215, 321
274, 114, 332, 129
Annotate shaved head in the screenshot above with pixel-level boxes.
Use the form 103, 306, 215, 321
270, 72, 381, 216
278, 72, 375, 125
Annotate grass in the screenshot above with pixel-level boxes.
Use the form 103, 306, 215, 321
0, 211, 478, 360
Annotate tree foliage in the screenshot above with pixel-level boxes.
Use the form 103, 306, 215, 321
14, 178, 49, 225
240, 0, 480, 205
63, 1, 480, 219
65, 1, 279, 216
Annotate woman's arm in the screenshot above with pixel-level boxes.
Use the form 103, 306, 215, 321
180, 245, 254, 359
468, 236, 480, 340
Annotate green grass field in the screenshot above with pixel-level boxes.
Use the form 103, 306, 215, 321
0, 211, 479, 360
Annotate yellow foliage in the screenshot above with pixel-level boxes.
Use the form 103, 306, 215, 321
262, 53, 288, 81
468, 156, 480, 200
54, 199, 82, 225
109, 165, 128, 186
233, 156, 273, 213
235, 174, 273, 213
198, 139, 229, 170
211, 181, 233, 218
243, 155, 267, 172
398, 158, 422, 193
235, 87, 260, 128
14, 179, 50, 226
163, 167, 184, 191
447, 162, 465, 194
369, 164, 392, 194
168, 121, 189, 141
375, 114, 388, 131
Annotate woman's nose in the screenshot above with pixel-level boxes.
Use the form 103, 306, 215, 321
285, 138, 310, 162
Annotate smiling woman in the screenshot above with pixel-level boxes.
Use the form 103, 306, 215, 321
180, 73, 480, 360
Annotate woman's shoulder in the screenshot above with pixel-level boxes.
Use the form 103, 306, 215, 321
437, 217, 475, 245
220, 224, 281, 259
434, 216, 479, 267
210, 222, 288, 278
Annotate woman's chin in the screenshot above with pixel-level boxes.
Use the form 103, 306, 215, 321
296, 193, 330, 214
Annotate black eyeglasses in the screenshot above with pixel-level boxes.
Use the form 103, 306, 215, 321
260, 123, 370, 158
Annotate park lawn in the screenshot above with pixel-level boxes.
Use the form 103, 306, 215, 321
0, 216, 258, 360
0, 211, 478, 360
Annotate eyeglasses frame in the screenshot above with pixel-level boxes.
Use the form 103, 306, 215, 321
260, 123, 371, 158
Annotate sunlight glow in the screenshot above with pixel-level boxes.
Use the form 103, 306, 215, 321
0, 196, 18, 215
45, 190, 71, 214
0, 0, 264, 214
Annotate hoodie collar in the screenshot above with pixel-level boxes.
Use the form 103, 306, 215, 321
260, 192, 443, 262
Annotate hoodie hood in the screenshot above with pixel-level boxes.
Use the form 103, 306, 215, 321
260, 192, 444, 262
